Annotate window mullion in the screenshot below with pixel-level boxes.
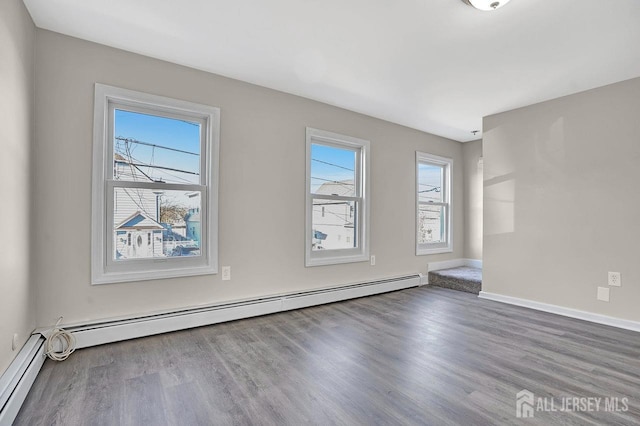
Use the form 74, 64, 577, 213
311, 194, 361, 203
107, 180, 204, 192
419, 201, 447, 207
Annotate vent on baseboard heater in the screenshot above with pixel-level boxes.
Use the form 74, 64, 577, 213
67, 274, 420, 350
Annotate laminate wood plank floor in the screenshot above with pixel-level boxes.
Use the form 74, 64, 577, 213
14, 287, 640, 425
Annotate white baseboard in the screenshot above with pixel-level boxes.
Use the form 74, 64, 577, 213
68, 275, 420, 349
418, 273, 428, 286
464, 258, 482, 269
427, 258, 465, 272
0, 335, 46, 426
478, 291, 640, 333
427, 258, 482, 273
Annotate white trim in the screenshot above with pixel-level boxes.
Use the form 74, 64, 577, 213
0, 336, 46, 426
418, 273, 429, 286
427, 258, 466, 272
53, 275, 419, 349
416, 151, 453, 256
305, 128, 370, 267
464, 258, 483, 268
91, 83, 220, 284
478, 292, 640, 333
427, 258, 482, 272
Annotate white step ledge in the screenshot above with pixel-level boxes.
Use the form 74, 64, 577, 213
427, 258, 482, 273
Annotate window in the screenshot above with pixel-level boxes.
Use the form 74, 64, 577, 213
305, 128, 370, 266
92, 84, 220, 284
416, 152, 452, 255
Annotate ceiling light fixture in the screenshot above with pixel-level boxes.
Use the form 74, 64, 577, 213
462, 0, 512, 11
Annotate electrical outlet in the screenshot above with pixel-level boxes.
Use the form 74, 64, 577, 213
597, 287, 610, 302
608, 271, 621, 287
222, 266, 231, 281
12, 333, 18, 351
370, 255, 376, 266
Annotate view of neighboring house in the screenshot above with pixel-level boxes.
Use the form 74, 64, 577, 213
418, 205, 444, 244
312, 180, 356, 250
185, 207, 201, 243
114, 212, 164, 259
311, 177, 443, 249
113, 153, 199, 259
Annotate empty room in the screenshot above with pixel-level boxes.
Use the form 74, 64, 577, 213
1, 0, 639, 424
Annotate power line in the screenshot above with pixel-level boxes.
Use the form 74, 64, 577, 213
116, 137, 199, 156
115, 159, 199, 176
115, 146, 197, 184
312, 158, 354, 171
311, 176, 353, 185
313, 207, 352, 224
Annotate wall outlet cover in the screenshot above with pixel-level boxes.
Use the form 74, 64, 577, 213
222, 266, 231, 281
370, 255, 376, 266
597, 287, 610, 302
608, 272, 621, 287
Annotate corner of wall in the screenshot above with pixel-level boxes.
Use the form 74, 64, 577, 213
0, 0, 38, 375
462, 139, 483, 261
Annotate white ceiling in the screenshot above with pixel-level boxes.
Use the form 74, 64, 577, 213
23, 0, 640, 142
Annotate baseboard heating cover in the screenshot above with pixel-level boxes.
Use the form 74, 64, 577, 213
67, 274, 420, 350
0, 335, 46, 426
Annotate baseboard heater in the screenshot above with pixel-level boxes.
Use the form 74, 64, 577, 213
0, 335, 46, 426
68, 274, 420, 350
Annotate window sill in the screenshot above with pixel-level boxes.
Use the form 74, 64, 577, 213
92, 264, 218, 285
305, 253, 369, 267
416, 246, 453, 256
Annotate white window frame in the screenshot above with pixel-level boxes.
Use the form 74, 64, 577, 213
91, 83, 220, 284
416, 151, 453, 255
305, 128, 370, 267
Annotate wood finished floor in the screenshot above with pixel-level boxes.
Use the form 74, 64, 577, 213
15, 287, 640, 425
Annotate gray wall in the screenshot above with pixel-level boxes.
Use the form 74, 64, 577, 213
33, 31, 464, 328
0, 0, 35, 374
483, 77, 640, 321
463, 139, 482, 260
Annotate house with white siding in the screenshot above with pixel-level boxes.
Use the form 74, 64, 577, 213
113, 154, 165, 259
312, 180, 356, 250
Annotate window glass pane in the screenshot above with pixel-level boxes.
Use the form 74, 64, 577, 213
113, 188, 201, 260
312, 199, 357, 250
418, 204, 446, 244
114, 109, 201, 184
418, 163, 443, 203
310, 144, 356, 197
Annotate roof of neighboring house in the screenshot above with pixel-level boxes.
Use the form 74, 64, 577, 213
116, 211, 164, 230
114, 153, 156, 182
315, 179, 355, 197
